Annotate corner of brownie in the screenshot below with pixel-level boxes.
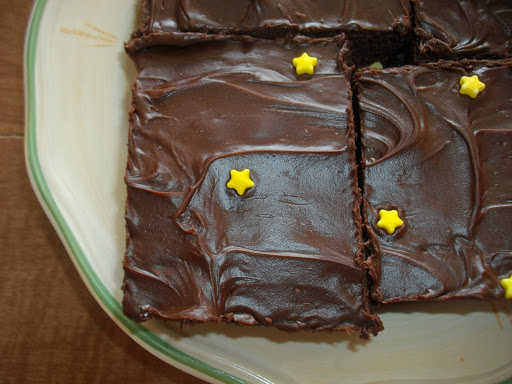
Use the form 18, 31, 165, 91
414, 0, 512, 62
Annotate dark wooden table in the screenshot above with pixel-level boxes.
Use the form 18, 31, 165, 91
0, 1, 207, 382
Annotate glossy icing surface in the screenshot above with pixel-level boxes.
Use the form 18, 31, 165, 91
415, 0, 512, 61
123, 34, 383, 336
138, 0, 411, 35
357, 60, 512, 302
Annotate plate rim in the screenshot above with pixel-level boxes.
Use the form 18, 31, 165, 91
22, 1, 512, 384
23, 1, 249, 383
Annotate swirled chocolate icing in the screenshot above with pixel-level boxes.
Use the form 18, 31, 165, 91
137, 0, 411, 35
131, 0, 412, 67
356, 60, 512, 303
415, 0, 512, 61
122, 33, 383, 337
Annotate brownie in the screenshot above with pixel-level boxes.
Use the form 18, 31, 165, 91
131, 0, 412, 66
122, 33, 383, 337
356, 59, 512, 303
414, 0, 512, 62
137, 0, 410, 35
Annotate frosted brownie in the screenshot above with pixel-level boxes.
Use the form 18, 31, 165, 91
122, 33, 383, 337
356, 59, 512, 303
414, 0, 512, 62
136, 0, 411, 35
132, 0, 412, 66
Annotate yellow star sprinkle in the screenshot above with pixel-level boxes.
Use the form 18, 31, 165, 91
227, 169, 255, 196
292, 53, 318, 75
459, 75, 485, 99
377, 209, 404, 235
500, 274, 512, 299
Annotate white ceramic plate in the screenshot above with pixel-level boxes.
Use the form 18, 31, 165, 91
24, 1, 512, 383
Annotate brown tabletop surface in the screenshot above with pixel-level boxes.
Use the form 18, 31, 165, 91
0, 1, 208, 383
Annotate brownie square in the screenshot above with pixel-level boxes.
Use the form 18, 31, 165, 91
122, 34, 382, 336
356, 59, 512, 303
414, 0, 512, 62
137, 0, 411, 35
131, 0, 412, 66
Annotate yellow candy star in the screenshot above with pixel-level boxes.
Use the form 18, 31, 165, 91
227, 169, 255, 196
459, 75, 485, 99
376, 209, 404, 235
292, 53, 318, 75
500, 274, 512, 299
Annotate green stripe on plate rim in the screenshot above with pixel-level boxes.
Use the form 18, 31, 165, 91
23, 1, 248, 383
23, 2, 512, 384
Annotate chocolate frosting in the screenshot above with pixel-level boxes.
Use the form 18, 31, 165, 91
137, 0, 411, 35
357, 60, 512, 303
415, 0, 512, 61
123, 34, 383, 336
